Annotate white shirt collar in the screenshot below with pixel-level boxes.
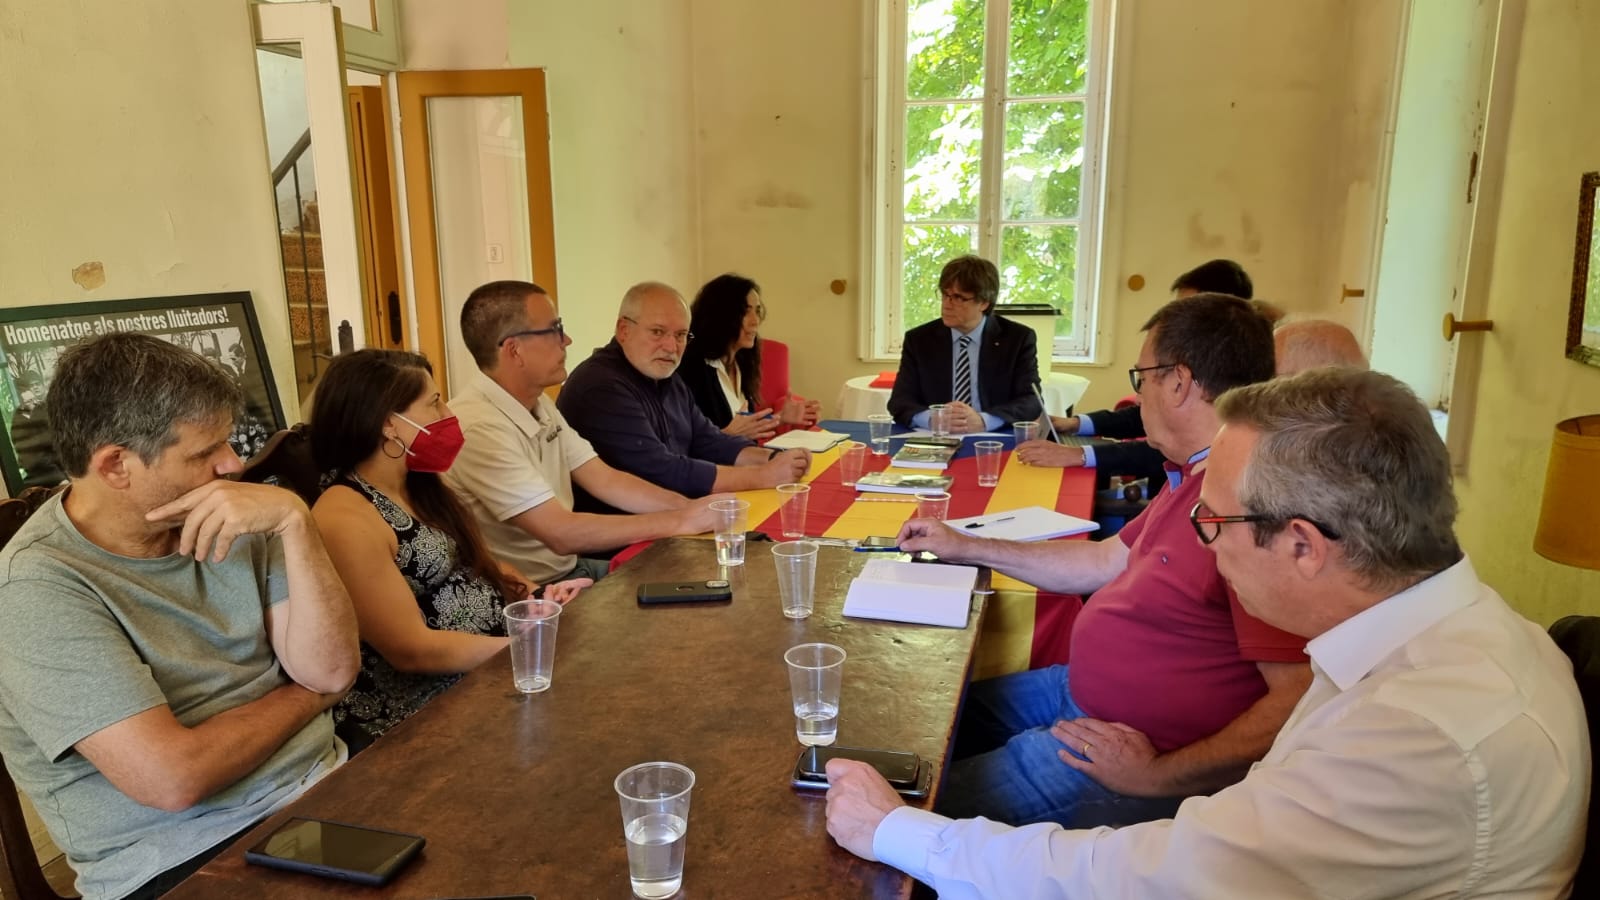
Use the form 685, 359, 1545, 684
1306, 555, 1477, 691
471, 371, 549, 438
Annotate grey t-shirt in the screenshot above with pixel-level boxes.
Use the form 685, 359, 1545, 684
0, 493, 342, 900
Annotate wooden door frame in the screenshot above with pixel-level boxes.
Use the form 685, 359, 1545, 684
347, 85, 408, 349
396, 69, 557, 395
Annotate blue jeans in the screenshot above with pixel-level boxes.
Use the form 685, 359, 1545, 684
937, 665, 1182, 828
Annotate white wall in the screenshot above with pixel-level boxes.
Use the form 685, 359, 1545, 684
0, 0, 300, 421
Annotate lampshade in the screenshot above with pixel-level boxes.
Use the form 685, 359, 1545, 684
1534, 414, 1600, 570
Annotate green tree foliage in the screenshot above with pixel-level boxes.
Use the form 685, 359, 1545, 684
900, 0, 1090, 343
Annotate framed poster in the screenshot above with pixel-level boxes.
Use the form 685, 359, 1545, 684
0, 292, 287, 494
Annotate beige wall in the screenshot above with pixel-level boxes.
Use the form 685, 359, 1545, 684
506, 0, 701, 357
0, 0, 299, 422
687, 0, 1397, 412
1452, 0, 1600, 623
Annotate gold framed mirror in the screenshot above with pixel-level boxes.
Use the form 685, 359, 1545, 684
1567, 171, 1600, 367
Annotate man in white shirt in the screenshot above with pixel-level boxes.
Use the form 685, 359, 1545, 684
444, 280, 725, 584
827, 367, 1590, 898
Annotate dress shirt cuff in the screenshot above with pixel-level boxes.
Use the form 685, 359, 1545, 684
1081, 445, 1098, 468
872, 806, 952, 882
1078, 415, 1096, 436
979, 413, 1004, 432
911, 410, 931, 430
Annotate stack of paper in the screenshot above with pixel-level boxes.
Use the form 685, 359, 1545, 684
842, 558, 980, 628
944, 506, 1099, 541
765, 429, 850, 452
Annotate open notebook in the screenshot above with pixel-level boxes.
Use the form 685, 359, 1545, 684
764, 429, 850, 452
842, 558, 980, 628
943, 506, 1099, 541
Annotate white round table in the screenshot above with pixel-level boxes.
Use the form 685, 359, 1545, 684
835, 372, 1091, 420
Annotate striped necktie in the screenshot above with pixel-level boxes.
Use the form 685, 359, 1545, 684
954, 335, 973, 405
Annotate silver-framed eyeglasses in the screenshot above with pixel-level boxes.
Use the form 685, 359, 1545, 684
621, 316, 692, 345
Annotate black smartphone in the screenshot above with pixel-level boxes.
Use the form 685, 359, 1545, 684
636, 580, 733, 605
244, 817, 425, 886
791, 746, 931, 798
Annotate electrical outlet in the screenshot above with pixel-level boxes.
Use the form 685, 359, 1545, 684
487, 243, 504, 264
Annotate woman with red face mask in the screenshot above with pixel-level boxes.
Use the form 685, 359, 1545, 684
308, 349, 588, 751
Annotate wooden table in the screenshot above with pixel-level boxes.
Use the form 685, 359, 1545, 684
168, 538, 986, 899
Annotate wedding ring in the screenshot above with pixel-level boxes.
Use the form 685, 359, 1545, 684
1083, 742, 1092, 759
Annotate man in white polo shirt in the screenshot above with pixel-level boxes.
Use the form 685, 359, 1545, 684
445, 280, 725, 583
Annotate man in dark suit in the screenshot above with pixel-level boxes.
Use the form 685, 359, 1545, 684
887, 255, 1041, 433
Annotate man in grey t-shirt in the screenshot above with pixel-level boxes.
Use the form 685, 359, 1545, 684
0, 334, 359, 900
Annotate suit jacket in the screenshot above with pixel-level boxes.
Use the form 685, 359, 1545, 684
1085, 404, 1145, 440
887, 315, 1041, 427
1079, 405, 1169, 490
676, 357, 750, 428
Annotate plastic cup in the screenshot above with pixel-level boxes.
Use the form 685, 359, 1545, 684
709, 498, 750, 566
975, 440, 1003, 488
785, 643, 845, 746
615, 762, 695, 899
1013, 420, 1039, 446
503, 598, 561, 693
837, 441, 867, 485
915, 490, 951, 521
867, 414, 894, 456
772, 540, 819, 619
928, 404, 950, 437
776, 483, 810, 538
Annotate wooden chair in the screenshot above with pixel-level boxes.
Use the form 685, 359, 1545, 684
0, 496, 75, 899
239, 424, 321, 505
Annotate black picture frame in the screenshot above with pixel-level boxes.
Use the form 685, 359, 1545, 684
0, 291, 287, 494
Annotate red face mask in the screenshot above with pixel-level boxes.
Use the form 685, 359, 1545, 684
394, 413, 465, 473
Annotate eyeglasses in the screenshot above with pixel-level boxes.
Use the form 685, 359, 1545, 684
1128, 363, 1178, 392
1189, 501, 1342, 545
501, 319, 565, 345
940, 288, 982, 305
622, 316, 692, 345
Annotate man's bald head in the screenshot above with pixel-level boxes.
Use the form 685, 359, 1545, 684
1274, 319, 1367, 376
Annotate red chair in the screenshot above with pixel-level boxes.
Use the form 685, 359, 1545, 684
758, 338, 791, 411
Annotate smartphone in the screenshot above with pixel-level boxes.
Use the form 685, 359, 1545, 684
244, 818, 425, 886
791, 746, 931, 798
636, 580, 733, 605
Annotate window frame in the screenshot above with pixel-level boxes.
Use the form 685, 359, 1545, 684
860, 0, 1118, 364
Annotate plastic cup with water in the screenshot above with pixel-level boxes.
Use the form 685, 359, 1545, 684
503, 598, 561, 693
867, 414, 894, 456
915, 490, 951, 521
772, 540, 819, 619
837, 441, 867, 485
710, 498, 749, 566
1013, 420, 1039, 446
928, 404, 950, 437
776, 483, 810, 538
975, 440, 1003, 488
615, 762, 695, 899
785, 642, 845, 746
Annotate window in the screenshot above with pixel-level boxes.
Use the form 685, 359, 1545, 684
865, 0, 1113, 361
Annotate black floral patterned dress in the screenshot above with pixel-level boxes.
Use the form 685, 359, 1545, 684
332, 473, 508, 750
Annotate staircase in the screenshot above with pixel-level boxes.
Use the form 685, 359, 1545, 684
278, 199, 331, 406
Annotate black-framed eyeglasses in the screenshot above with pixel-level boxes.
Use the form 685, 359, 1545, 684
1128, 363, 1178, 392
621, 316, 693, 345
940, 288, 982, 305
1189, 501, 1342, 545
500, 318, 565, 345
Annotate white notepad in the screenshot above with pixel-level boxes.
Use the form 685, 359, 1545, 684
842, 558, 980, 628
943, 506, 1099, 541
764, 429, 850, 452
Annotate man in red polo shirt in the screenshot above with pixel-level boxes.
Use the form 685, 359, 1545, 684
898, 293, 1310, 829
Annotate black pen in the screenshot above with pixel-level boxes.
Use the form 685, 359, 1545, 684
964, 516, 1016, 529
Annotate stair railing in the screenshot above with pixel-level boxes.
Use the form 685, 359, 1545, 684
270, 128, 327, 381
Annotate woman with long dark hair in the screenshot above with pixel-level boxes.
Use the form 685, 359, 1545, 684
309, 349, 587, 750
680, 273, 820, 441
